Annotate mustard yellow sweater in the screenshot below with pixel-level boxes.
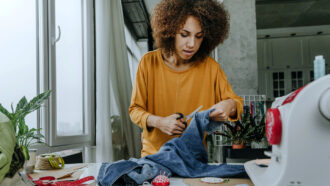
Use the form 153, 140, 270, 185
129, 49, 243, 157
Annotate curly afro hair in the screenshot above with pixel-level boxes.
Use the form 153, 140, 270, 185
150, 0, 230, 62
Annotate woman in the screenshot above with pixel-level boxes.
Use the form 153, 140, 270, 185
129, 0, 243, 157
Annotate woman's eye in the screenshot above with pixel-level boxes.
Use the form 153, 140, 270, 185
180, 33, 188, 37
196, 35, 203, 39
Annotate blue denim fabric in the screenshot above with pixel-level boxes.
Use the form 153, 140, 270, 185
97, 158, 171, 185
97, 160, 137, 185
146, 109, 246, 178
126, 158, 171, 184
97, 109, 247, 186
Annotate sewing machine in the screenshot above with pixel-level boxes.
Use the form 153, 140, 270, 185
244, 75, 330, 186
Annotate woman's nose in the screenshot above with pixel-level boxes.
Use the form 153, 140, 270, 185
187, 37, 195, 48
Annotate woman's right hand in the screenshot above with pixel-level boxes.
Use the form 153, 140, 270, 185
147, 114, 186, 135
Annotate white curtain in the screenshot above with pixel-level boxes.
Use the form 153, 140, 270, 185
95, 0, 141, 162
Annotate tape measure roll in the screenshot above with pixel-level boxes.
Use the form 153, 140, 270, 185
35, 153, 65, 170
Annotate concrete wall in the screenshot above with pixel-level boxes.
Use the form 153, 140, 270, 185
211, 0, 257, 163
216, 0, 258, 95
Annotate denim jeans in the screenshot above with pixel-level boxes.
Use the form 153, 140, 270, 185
97, 109, 247, 185
97, 158, 170, 186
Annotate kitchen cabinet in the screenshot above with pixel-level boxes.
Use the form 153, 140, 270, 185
270, 37, 306, 69
307, 35, 330, 68
258, 34, 330, 101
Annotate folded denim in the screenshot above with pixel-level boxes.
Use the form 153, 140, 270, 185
97, 158, 170, 186
97, 109, 247, 186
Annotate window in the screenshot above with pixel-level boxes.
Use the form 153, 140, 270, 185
48, 0, 95, 146
55, 0, 84, 136
273, 72, 285, 98
0, 0, 95, 148
0, 0, 37, 129
310, 70, 314, 82
291, 71, 303, 91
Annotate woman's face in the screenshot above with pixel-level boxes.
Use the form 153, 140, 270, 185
174, 16, 204, 61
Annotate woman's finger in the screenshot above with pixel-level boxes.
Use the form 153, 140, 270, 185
176, 122, 186, 129
213, 115, 227, 121
172, 129, 183, 135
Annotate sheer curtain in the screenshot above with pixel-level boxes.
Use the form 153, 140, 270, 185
95, 0, 141, 162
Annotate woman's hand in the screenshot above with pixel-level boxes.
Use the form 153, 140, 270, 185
209, 99, 237, 122
158, 114, 186, 135
147, 114, 186, 135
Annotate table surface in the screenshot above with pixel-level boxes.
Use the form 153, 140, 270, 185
1, 163, 253, 186
80, 163, 254, 186
13, 163, 253, 186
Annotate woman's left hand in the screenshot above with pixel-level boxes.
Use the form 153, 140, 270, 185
209, 99, 236, 122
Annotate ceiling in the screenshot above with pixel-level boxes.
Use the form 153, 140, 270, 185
256, 0, 330, 29
122, 0, 330, 40
122, 0, 150, 40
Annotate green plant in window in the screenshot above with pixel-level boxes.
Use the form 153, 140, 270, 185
0, 90, 51, 177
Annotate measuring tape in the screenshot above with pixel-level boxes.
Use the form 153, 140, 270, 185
47, 154, 65, 169
36, 153, 65, 169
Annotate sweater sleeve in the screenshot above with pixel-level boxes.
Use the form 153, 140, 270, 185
129, 58, 151, 131
215, 64, 243, 121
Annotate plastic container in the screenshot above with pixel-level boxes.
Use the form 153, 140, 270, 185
314, 55, 325, 80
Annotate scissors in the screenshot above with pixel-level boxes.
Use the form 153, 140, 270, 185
176, 105, 203, 126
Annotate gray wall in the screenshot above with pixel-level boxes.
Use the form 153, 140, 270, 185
216, 0, 258, 95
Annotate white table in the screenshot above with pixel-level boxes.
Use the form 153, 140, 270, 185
2, 163, 252, 186
80, 163, 253, 186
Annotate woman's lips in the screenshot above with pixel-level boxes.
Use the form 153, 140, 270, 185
183, 50, 194, 56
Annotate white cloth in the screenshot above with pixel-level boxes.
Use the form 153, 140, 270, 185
95, 0, 141, 163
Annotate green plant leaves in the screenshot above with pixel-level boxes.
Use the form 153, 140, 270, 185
0, 103, 11, 118
15, 96, 28, 113
18, 90, 51, 120
0, 90, 51, 162
217, 104, 266, 144
21, 145, 30, 161
0, 103, 17, 130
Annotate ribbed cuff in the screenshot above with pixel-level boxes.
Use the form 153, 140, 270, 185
141, 112, 151, 132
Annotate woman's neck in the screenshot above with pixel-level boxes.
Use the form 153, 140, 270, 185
166, 55, 184, 66
161, 51, 192, 71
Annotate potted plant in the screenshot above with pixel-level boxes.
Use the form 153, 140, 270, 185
215, 106, 255, 149
215, 104, 269, 149
248, 110, 268, 149
0, 90, 51, 179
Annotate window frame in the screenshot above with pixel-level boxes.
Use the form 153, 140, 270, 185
37, 0, 95, 147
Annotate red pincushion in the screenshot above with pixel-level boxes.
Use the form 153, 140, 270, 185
152, 175, 170, 186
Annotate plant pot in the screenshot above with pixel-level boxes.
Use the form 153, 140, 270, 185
232, 143, 245, 149
5, 145, 25, 178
